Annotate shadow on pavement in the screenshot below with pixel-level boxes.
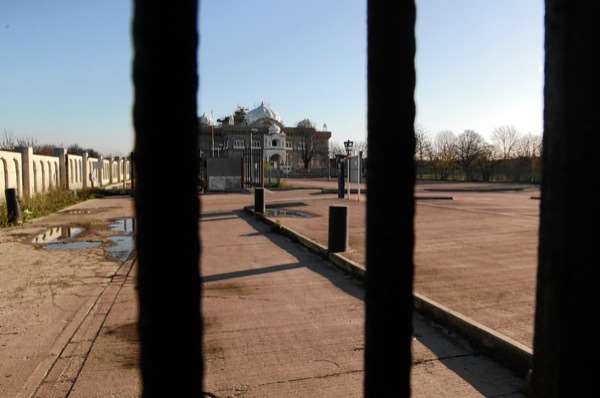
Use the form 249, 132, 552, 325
202, 262, 305, 283
232, 210, 524, 397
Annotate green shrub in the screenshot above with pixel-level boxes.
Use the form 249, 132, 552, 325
0, 188, 101, 227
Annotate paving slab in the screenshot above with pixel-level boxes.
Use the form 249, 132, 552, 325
202, 207, 525, 397
0, 197, 134, 397
264, 181, 540, 348
2, 192, 526, 396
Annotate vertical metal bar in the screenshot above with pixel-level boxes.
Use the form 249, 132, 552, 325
531, 2, 600, 396
358, 152, 361, 201
132, 1, 202, 396
365, 1, 416, 397
346, 156, 350, 199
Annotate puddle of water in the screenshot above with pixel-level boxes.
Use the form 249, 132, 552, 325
32, 227, 85, 244
107, 218, 135, 261
109, 218, 135, 234
107, 235, 134, 262
45, 241, 102, 250
265, 209, 315, 218
33, 218, 136, 260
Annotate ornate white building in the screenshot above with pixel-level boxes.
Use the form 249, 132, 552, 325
199, 102, 331, 172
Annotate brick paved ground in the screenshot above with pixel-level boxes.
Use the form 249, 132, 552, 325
272, 179, 540, 347
1, 191, 526, 396
69, 199, 524, 397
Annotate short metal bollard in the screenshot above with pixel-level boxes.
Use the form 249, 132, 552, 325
328, 205, 348, 252
5, 188, 23, 225
254, 187, 265, 215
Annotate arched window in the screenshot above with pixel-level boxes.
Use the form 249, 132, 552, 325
14, 159, 21, 196
40, 161, 46, 192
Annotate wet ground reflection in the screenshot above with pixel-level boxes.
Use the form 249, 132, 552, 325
32, 227, 85, 244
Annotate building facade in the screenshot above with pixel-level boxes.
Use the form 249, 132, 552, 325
199, 102, 331, 172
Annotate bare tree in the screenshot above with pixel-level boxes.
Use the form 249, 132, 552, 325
329, 141, 345, 157
516, 133, 543, 159
514, 133, 544, 183
35, 144, 57, 156
492, 125, 520, 159
68, 144, 101, 158
354, 140, 367, 157
233, 106, 248, 125
475, 143, 498, 182
432, 130, 457, 180
1, 130, 17, 151
415, 125, 432, 162
296, 120, 317, 170
456, 130, 485, 180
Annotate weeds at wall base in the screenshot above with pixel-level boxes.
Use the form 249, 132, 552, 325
0, 188, 104, 227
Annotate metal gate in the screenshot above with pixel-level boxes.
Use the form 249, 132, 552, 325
242, 146, 263, 188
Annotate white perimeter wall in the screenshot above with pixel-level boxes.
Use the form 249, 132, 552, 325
0, 148, 132, 203
66, 154, 84, 190
0, 151, 23, 200
30, 154, 60, 195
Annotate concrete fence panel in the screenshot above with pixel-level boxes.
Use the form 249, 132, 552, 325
31, 154, 61, 194
0, 151, 23, 200
66, 154, 84, 190
0, 147, 131, 201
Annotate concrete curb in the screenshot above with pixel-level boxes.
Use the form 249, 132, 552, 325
244, 206, 532, 377
243, 206, 366, 279
413, 293, 532, 376
317, 189, 453, 201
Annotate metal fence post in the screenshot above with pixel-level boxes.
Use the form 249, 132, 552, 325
5, 188, 23, 224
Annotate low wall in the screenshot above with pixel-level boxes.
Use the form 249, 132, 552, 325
31, 154, 61, 195
207, 158, 242, 192
0, 150, 23, 200
67, 154, 84, 190
101, 159, 110, 186
0, 147, 132, 202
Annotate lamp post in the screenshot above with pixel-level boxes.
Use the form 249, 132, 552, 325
344, 140, 354, 200
336, 154, 345, 199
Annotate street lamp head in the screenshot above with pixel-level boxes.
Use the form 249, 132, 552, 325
344, 140, 354, 156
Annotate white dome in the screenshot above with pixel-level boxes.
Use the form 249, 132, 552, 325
268, 123, 282, 135
246, 102, 282, 125
199, 112, 215, 126
297, 118, 315, 128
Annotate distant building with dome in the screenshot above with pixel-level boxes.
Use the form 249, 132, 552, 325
198, 102, 331, 173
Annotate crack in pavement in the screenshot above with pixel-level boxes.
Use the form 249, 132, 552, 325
255, 368, 364, 388
21, 257, 136, 398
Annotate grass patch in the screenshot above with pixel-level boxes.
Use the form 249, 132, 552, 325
264, 180, 293, 189
0, 188, 105, 227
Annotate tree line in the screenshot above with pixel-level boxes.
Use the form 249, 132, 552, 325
416, 125, 542, 183
1, 130, 102, 158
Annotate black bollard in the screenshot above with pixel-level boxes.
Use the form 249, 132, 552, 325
338, 161, 345, 199
5, 188, 23, 225
254, 187, 265, 215
328, 205, 348, 252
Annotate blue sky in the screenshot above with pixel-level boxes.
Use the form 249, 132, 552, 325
0, 1, 543, 154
